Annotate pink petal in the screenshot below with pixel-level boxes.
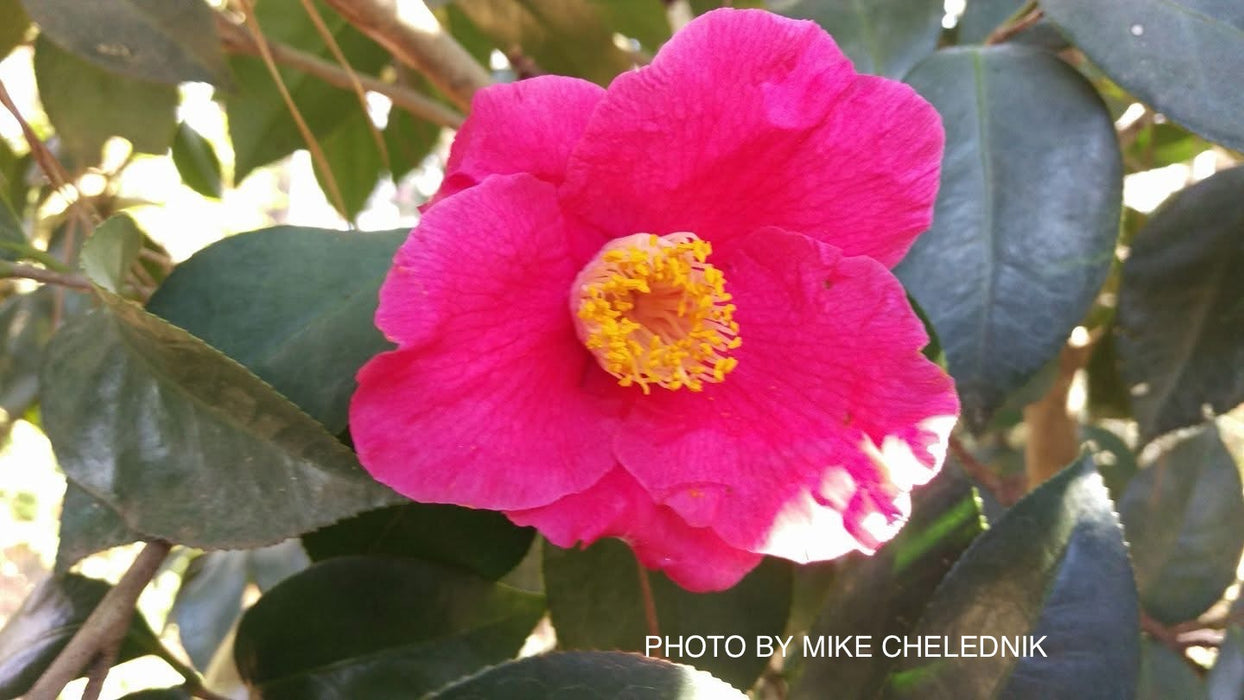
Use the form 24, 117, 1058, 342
433, 76, 605, 205
509, 467, 763, 592
350, 174, 620, 511
615, 228, 958, 562
560, 8, 943, 267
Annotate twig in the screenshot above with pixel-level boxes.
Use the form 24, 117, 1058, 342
0, 260, 92, 290
1023, 340, 1093, 490
235, 0, 349, 217
635, 556, 661, 651
321, 0, 491, 110
216, 15, 463, 129
948, 435, 1027, 507
985, 1, 1043, 46
26, 541, 174, 700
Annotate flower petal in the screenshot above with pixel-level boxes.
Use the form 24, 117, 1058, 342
351, 174, 620, 510
434, 76, 605, 204
560, 8, 943, 267
615, 228, 958, 562
509, 467, 762, 592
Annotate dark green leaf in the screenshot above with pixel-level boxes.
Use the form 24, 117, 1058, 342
0, 194, 24, 261
425, 651, 747, 699
171, 122, 223, 198
317, 108, 385, 221
0, 0, 29, 60
897, 46, 1121, 430
81, 214, 143, 294
303, 502, 535, 580
593, 0, 671, 50
234, 556, 544, 699
0, 140, 30, 214
1209, 606, 1244, 700
1119, 425, 1244, 625
385, 107, 441, 181
225, 0, 388, 180
772, 0, 944, 78
54, 482, 142, 572
452, 0, 638, 85
145, 226, 404, 434
882, 454, 1139, 698
1041, 0, 1244, 151
34, 35, 177, 167
1116, 165, 1244, 444
0, 287, 54, 417
1138, 638, 1205, 700
117, 689, 193, 700
1081, 424, 1138, 503
20, 0, 228, 85
1130, 122, 1212, 169
1086, 327, 1133, 420
172, 551, 249, 671
789, 465, 983, 698
544, 540, 791, 690
0, 574, 164, 698
40, 289, 401, 549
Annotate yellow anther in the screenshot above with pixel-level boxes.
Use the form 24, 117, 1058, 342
571, 232, 740, 393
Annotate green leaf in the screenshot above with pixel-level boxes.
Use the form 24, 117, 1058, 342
145, 226, 404, 434
1138, 638, 1206, 700
0, 195, 25, 262
303, 503, 535, 580
544, 540, 790, 690
0, 0, 29, 60
1129, 122, 1212, 169
425, 651, 748, 699
772, 0, 944, 78
1119, 425, 1244, 625
789, 465, 983, 698
1041, 0, 1244, 151
882, 454, 1139, 698
317, 108, 385, 221
171, 122, 223, 199
0, 287, 54, 417
54, 482, 142, 572
593, 0, 671, 50
19, 0, 228, 85
1208, 603, 1244, 700
1081, 424, 1138, 503
0, 140, 30, 214
34, 35, 177, 167
117, 689, 193, 700
1116, 165, 1244, 444
40, 289, 401, 549
225, 0, 388, 181
234, 557, 544, 699
81, 214, 143, 293
897, 45, 1122, 431
0, 573, 165, 698
452, 0, 639, 85
386, 107, 441, 181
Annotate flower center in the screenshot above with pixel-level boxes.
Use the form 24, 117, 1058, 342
571, 232, 741, 393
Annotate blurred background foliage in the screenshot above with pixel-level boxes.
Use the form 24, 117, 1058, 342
0, 0, 1242, 698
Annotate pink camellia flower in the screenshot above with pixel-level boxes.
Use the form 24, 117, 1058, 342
349, 8, 958, 592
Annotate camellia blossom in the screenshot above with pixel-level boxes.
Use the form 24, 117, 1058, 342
350, 8, 958, 592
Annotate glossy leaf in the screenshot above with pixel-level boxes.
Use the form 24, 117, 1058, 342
1209, 603, 1244, 700
882, 454, 1139, 698
772, 0, 944, 78
790, 465, 984, 698
303, 502, 535, 580
544, 540, 791, 690
54, 482, 142, 572
0, 287, 53, 417
171, 122, 223, 199
1041, 0, 1244, 151
425, 651, 747, 699
145, 226, 405, 434
385, 107, 441, 181
226, 0, 388, 180
453, 0, 638, 85
40, 289, 401, 549
0, 574, 165, 698
81, 214, 143, 294
898, 46, 1121, 430
234, 557, 544, 699
1138, 638, 1206, 700
1119, 425, 1244, 625
1116, 166, 1244, 444
34, 35, 177, 167
20, 0, 228, 85
317, 108, 385, 221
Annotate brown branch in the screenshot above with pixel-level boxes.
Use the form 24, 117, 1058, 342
321, 0, 491, 110
949, 435, 1027, 507
635, 555, 661, 651
0, 260, 92, 290
1023, 341, 1093, 491
216, 15, 463, 129
26, 541, 174, 700
985, 2, 1044, 46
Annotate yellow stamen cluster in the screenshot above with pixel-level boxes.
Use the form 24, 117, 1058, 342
572, 232, 741, 393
